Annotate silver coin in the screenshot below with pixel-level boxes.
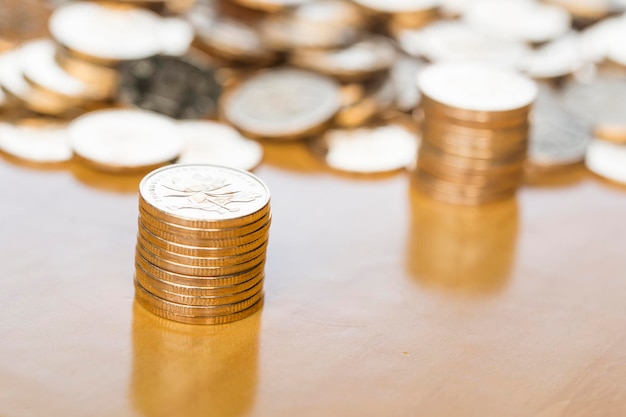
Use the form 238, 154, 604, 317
585, 138, 626, 183
311, 117, 420, 173
176, 120, 263, 171
529, 87, 590, 166
578, 15, 625, 64
260, 0, 363, 51
20, 39, 90, 100
158, 17, 194, 57
440, 0, 473, 16
0, 48, 32, 101
518, 33, 584, 79
188, 4, 276, 64
49, 2, 164, 63
223, 68, 341, 140
563, 76, 626, 129
463, 0, 571, 44
68, 109, 183, 171
118, 55, 221, 119
391, 55, 423, 112
288, 35, 396, 81
397, 20, 528, 68
0, 44, 74, 115
0, 121, 72, 163
417, 63, 537, 112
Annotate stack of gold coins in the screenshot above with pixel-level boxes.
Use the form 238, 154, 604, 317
414, 63, 537, 205
134, 164, 271, 324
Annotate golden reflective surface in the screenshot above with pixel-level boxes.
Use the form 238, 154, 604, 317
131, 302, 260, 417
407, 189, 519, 293
1, 143, 626, 416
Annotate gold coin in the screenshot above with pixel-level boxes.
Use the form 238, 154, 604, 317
418, 157, 524, 187
136, 242, 266, 277
54, 47, 118, 99
414, 174, 517, 200
417, 154, 525, 180
415, 170, 519, 196
594, 124, 626, 145
423, 136, 528, 160
135, 279, 264, 316
136, 273, 264, 306
139, 194, 271, 230
137, 234, 268, 267
138, 217, 271, 248
416, 161, 524, 187
422, 122, 530, 145
135, 263, 265, 296
422, 96, 532, 125
422, 132, 529, 155
136, 294, 264, 325
138, 164, 271, 229
136, 252, 265, 287
387, 8, 439, 35
423, 109, 531, 130
414, 180, 516, 206
421, 136, 528, 162
137, 222, 268, 257
419, 143, 526, 171
138, 207, 271, 239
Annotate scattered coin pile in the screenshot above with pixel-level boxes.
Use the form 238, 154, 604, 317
415, 63, 538, 205
2, 0, 626, 188
135, 164, 271, 324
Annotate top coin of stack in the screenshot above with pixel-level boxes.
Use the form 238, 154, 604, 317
135, 164, 271, 324
414, 63, 537, 205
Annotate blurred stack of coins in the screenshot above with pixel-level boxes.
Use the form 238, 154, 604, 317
414, 63, 538, 205
134, 164, 271, 324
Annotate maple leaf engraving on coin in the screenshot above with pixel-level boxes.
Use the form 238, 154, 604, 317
161, 173, 262, 213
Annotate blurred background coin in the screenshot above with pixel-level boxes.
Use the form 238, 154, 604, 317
310, 114, 420, 173
0, 119, 72, 163
68, 109, 183, 172
176, 120, 263, 170
119, 54, 221, 119
222, 68, 342, 140
585, 138, 626, 183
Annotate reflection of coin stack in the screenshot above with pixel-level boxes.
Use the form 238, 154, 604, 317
414, 63, 537, 205
131, 302, 260, 417
134, 164, 271, 325
407, 188, 518, 293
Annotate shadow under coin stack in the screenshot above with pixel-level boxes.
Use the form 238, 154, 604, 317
414, 63, 537, 205
134, 164, 271, 324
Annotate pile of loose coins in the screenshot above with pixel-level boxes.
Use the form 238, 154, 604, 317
415, 63, 538, 205
135, 164, 271, 324
4, 0, 626, 187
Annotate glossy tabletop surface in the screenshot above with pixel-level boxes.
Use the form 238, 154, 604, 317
1, 142, 625, 417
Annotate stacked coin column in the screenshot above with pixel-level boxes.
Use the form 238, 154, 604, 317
134, 164, 271, 325
414, 64, 537, 205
